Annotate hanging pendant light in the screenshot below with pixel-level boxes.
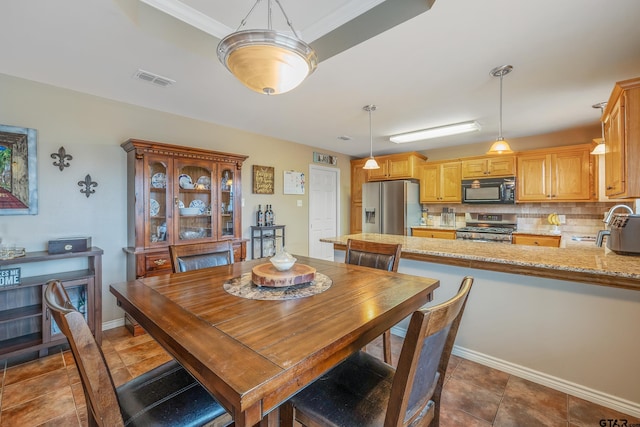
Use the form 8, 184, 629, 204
591, 102, 607, 155
487, 65, 514, 154
217, 0, 317, 95
362, 105, 380, 170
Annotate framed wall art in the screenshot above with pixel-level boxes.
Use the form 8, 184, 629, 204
0, 124, 38, 215
313, 152, 337, 166
253, 165, 274, 194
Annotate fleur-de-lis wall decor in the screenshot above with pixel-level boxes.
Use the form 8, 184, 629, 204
51, 146, 73, 171
78, 174, 98, 198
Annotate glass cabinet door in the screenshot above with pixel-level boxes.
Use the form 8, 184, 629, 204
147, 155, 169, 246
175, 160, 215, 242
219, 167, 235, 237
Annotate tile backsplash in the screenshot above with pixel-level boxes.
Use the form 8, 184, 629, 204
420, 201, 637, 238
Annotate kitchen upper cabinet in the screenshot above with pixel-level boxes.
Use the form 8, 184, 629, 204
516, 144, 594, 202
461, 155, 515, 179
350, 158, 369, 233
603, 76, 640, 198
366, 152, 427, 181
419, 161, 461, 203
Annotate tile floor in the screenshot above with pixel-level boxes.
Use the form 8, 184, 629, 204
0, 328, 637, 426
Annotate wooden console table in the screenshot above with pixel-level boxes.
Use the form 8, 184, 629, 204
0, 247, 103, 360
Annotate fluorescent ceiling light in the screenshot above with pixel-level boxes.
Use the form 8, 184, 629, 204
390, 121, 480, 144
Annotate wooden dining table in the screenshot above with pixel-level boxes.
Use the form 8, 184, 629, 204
109, 255, 439, 427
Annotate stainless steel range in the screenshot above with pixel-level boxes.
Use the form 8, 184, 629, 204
456, 213, 517, 243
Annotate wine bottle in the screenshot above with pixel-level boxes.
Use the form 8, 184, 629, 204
266, 204, 273, 226
257, 205, 264, 227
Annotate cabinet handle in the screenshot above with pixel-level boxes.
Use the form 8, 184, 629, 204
534, 241, 540, 246
154, 259, 167, 265
606, 185, 614, 190
174, 197, 180, 207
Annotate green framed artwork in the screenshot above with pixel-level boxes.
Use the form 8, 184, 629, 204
0, 124, 38, 215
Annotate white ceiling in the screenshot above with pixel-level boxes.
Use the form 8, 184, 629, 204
2, 0, 640, 158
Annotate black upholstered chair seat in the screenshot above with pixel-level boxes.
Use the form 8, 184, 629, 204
289, 351, 395, 426
43, 279, 232, 427
282, 277, 474, 427
117, 360, 230, 426
288, 350, 438, 427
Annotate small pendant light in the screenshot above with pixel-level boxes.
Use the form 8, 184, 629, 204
487, 65, 514, 154
362, 105, 380, 169
590, 102, 607, 155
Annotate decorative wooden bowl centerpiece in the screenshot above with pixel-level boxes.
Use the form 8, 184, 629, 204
251, 263, 316, 287
252, 250, 316, 287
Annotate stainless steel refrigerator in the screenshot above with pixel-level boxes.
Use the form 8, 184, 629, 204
362, 180, 420, 235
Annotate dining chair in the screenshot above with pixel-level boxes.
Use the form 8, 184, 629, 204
44, 279, 232, 427
344, 238, 402, 364
169, 240, 234, 273
280, 276, 474, 427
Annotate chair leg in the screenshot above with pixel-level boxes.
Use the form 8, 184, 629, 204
280, 401, 295, 427
383, 329, 392, 365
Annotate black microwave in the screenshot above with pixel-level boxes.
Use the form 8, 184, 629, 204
461, 177, 516, 204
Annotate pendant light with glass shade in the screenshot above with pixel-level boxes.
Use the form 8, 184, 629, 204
217, 0, 318, 95
362, 105, 380, 170
590, 102, 607, 155
487, 65, 514, 154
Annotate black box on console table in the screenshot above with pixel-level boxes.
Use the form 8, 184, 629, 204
48, 237, 92, 254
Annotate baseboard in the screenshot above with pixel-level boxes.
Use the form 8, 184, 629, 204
102, 318, 125, 331
390, 326, 640, 418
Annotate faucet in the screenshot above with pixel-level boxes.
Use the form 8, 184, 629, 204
603, 204, 634, 225
596, 204, 634, 247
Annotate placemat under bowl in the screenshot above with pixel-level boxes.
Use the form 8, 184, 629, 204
223, 272, 332, 300
251, 263, 316, 287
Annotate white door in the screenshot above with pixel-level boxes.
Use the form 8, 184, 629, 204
309, 165, 340, 260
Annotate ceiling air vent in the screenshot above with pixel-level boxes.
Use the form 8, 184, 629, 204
133, 69, 176, 87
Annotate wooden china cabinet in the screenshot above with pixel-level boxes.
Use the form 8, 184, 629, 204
121, 139, 248, 334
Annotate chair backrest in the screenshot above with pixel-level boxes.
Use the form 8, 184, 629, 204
44, 280, 125, 426
169, 241, 234, 273
385, 276, 474, 427
344, 238, 402, 272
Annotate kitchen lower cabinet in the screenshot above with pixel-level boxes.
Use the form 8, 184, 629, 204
512, 233, 561, 248
516, 144, 595, 202
603, 76, 640, 198
412, 228, 456, 239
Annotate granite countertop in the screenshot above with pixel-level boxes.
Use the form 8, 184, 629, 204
321, 233, 640, 291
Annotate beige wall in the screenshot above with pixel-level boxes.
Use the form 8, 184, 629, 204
0, 73, 351, 323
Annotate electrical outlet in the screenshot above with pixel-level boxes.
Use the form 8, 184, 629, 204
297, 200, 302, 207
558, 214, 566, 224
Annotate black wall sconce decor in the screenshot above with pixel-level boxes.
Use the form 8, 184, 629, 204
51, 146, 73, 171
78, 174, 98, 198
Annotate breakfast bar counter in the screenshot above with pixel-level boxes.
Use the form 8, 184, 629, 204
321, 233, 640, 291
321, 233, 640, 416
